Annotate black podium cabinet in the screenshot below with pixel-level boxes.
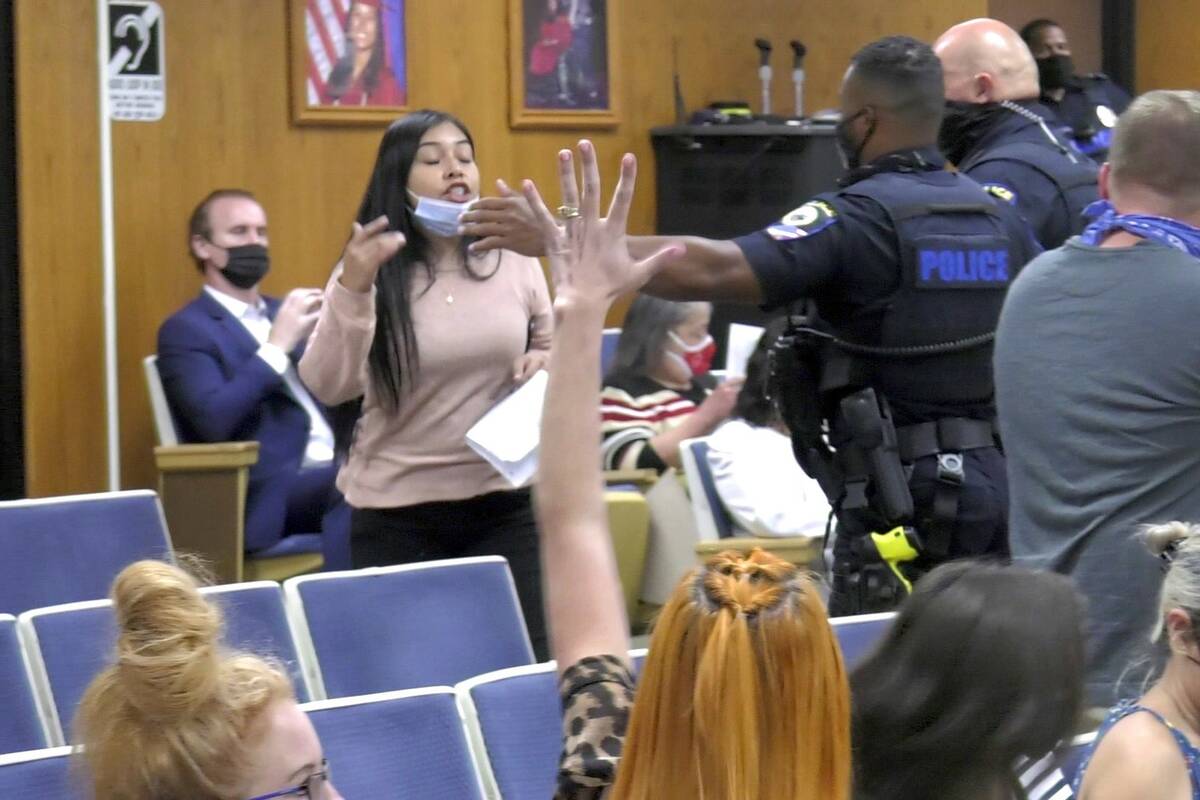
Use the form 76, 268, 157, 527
651, 124, 842, 359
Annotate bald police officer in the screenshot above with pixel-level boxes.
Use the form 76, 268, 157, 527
935, 18, 1099, 249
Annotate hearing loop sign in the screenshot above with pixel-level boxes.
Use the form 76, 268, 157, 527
107, 1, 165, 121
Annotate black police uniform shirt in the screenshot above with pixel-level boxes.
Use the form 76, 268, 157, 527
732, 146, 1041, 427
1042, 73, 1132, 162
947, 100, 1099, 250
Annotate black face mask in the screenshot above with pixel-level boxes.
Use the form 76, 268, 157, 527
937, 100, 1011, 164
1036, 54, 1074, 92
216, 243, 270, 289
835, 108, 875, 170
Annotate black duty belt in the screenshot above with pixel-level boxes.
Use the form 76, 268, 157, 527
896, 418, 996, 463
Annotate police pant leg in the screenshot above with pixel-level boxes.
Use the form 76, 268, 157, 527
826, 447, 1007, 616
908, 446, 1008, 567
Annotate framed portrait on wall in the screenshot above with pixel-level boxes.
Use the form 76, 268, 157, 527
289, 0, 407, 125
508, 0, 620, 129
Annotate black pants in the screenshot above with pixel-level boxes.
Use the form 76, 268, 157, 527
828, 447, 1008, 616
350, 488, 547, 661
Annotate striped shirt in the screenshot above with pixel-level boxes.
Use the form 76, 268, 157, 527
599, 372, 710, 472
1016, 752, 1073, 800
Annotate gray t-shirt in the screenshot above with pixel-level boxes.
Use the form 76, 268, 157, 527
995, 238, 1200, 705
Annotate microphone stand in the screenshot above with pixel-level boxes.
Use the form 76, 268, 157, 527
790, 40, 807, 118
755, 38, 773, 116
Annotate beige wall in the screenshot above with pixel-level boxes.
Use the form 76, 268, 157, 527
989, 0, 1103, 73
1137, 0, 1200, 92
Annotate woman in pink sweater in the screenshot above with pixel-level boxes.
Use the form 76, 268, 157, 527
299, 110, 553, 656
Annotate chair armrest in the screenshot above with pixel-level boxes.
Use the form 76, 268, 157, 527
694, 536, 822, 569
153, 442, 259, 472
154, 442, 259, 584
604, 491, 651, 627
603, 468, 659, 489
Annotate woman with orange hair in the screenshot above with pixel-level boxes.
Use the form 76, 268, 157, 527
525, 139, 851, 799
75, 560, 341, 800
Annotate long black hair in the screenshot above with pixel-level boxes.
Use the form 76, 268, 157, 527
326, 1, 387, 101
331, 109, 496, 456
731, 317, 788, 427
850, 561, 1085, 800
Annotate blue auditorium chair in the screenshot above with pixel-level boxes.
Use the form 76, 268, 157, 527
680, 437, 823, 568
829, 611, 896, 668
457, 648, 647, 800
0, 491, 172, 615
458, 662, 559, 800
285, 557, 535, 699
600, 327, 621, 376
0, 615, 48, 754
679, 437, 735, 540
302, 687, 485, 800
19, 582, 312, 745
0, 746, 78, 799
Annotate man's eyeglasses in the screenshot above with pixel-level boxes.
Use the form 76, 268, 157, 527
246, 759, 331, 800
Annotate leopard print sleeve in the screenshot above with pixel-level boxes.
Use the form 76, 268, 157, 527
554, 654, 637, 800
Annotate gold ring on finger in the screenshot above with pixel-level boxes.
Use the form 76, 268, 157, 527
557, 205, 582, 220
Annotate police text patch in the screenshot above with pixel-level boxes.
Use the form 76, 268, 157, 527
917, 248, 1010, 288
766, 200, 838, 241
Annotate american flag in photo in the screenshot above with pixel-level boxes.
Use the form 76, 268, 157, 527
304, 0, 350, 105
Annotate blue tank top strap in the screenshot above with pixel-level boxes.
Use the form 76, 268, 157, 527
1073, 700, 1200, 798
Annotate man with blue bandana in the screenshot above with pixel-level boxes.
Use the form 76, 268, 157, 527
995, 91, 1200, 707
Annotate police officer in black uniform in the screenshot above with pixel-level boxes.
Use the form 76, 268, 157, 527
461, 35, 1042, 616
935, 18, 1098, 249
1020, 18, 1131, 163
630, 36, 1040, 615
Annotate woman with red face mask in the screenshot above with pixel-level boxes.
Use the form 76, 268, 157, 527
600, 295, 740, 473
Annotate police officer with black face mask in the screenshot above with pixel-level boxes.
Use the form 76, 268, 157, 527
934, 18, 1098, 250
1021, 18, 1131, 163
513, 35, 1042, 615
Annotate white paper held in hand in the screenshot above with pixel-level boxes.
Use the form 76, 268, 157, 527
724, 323, 765, 379
465, 370, 549, 486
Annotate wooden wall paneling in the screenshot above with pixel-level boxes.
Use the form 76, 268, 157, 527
20, 0, 988, 495
988, 0, 1103, 74
1136, 0, 1200, 93
16, 0, 106, 496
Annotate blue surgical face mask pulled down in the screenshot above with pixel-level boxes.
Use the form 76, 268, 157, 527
1080, 199, 1200, 259
407, 191, 477, 238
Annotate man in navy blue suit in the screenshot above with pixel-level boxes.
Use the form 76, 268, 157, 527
157, 189, 349, 568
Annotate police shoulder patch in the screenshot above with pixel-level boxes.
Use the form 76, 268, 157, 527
766, 200, 838, 241
983, 182, 1018, 205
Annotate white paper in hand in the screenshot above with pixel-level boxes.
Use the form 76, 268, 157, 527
465, 370, 549, 486
725, 323, 765, 379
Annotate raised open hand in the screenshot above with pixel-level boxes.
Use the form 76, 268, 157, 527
521, 140, 680, 312
339, 215, 406, 293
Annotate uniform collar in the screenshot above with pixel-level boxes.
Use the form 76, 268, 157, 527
940, 98, 1052, 165
838, 147, 945, 188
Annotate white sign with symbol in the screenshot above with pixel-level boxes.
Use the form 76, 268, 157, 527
107, 1, 165, 121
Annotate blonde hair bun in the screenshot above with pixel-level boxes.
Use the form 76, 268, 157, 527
110, 560, 223, 720
77, 560, 292, 798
